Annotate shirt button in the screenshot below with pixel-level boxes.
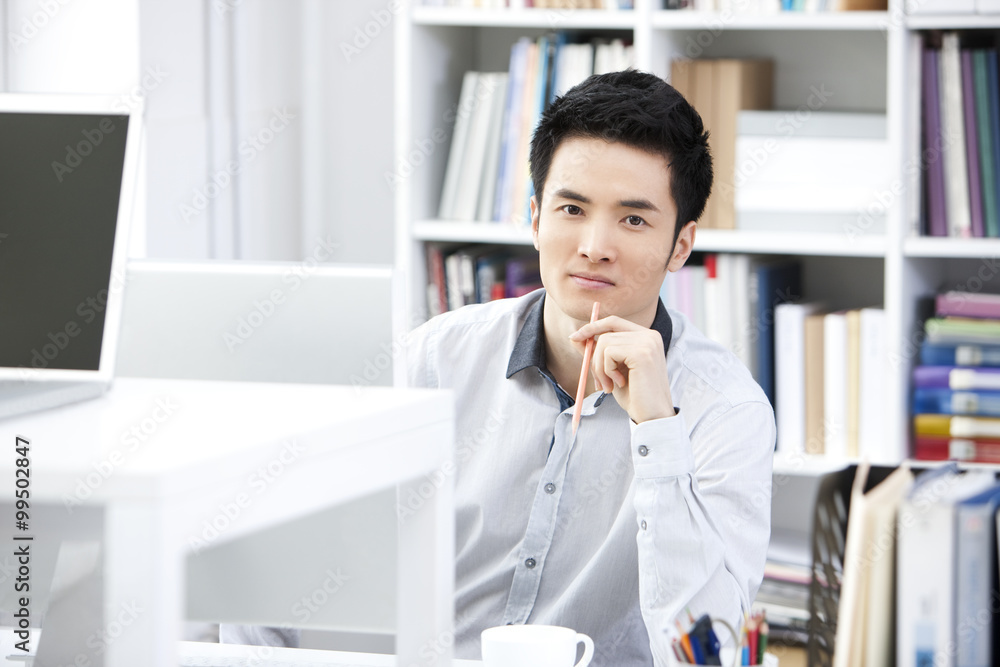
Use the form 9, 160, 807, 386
544, 483, 556, 494
638, 445, 649, 457
525, 557, 536, 569
641, 520, 647, 530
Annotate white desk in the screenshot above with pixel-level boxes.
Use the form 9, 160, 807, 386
0, 379, 454, 667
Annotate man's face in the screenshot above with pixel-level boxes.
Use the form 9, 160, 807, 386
530, 136, 694, 327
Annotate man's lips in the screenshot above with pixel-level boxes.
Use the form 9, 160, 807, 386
570, 273, 615, 288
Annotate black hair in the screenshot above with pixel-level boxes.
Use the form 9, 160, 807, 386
529, 69, 713, 247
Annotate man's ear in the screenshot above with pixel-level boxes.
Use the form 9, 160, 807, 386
530, 196, 540, 252
667, 221, 696, 272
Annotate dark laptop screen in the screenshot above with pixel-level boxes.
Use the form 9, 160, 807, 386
0, 111, 128, 371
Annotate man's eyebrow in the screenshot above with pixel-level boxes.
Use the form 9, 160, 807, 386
618, 198, 661, 212
552, 188, 591, 204
552, 189, 661, 213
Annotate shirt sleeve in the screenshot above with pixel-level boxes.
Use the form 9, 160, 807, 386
629, 400, 775, 664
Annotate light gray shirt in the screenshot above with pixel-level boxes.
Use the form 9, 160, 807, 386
405, 289, 775, 666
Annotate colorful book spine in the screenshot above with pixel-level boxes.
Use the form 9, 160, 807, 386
987, 50, 1000, 238
915, 413, 1000, 438
913, 365, 1000, 390
914, 434, 1000, 463
921, 341, 1000, 366
936, 291, 1000, 319
973, 50, 998, 237
923, 45, 948, 237
913, 387, 1000, 416
962, 50, 985, 238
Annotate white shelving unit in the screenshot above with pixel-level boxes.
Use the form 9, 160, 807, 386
393, 0, 994, 469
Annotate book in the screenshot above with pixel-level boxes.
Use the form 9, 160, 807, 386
987, 50, 1000, 237
824, 311, 848, 460
914, 366, 1000, 390
834, 463, 914, 667
858, 308, 890, 461
477, 74, 510, 222
804, 313, 825, 455
915, 414, 1000, 439
504, 255, 541, 298
914, 434, 1000, 463
439, 71, 480, 220
453, 73, 505, 222
961, 50, 985, 238
923, 45, 948, 237
925, 317, 1000, 345
896, 468, 996, 667
973, 50, 998, 238
712, 59, 775, 229
914, 387, 1000, 417
494, 38, 530, 224
936, 291, 1000, 319
956, 482, 1000, 667
775, 301, 824, 453
755, 261, 802, 407
941, 33, 972, 238
846, 309, 861, 458
921, 341, 1000, 366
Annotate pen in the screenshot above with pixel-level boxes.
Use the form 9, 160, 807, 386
572, 301, 600, 436
747, 614, 758, 665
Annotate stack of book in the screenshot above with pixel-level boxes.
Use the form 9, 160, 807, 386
660, 255, 800, 409
425, 244, 542, 316
920, 32, 1000, 238
438, 34, 634, 226
669, 58, 773, 229
662, 0, 885, 11
773, 302, 891, 461
912, 291, 1000, 463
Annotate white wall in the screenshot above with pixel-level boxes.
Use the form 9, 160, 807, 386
1, 0, 395, 264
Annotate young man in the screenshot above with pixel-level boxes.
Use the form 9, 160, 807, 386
407, 70, 775, 665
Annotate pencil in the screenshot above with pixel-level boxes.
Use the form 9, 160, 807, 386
571, 301, 600, 436
757, 612, 769, 664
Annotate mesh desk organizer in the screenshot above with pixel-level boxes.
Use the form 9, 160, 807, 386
806, 464, 896, 667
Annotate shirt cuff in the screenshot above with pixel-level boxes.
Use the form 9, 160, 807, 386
629, 411, 694, 479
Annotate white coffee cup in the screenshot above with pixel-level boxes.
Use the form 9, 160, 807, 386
481, 624, 595, 667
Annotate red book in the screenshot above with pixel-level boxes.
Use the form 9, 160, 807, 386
913, 433, 1000, 463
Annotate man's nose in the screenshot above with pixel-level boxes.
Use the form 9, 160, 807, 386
578, 220, 616, 263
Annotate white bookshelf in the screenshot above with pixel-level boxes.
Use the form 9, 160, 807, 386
394, 0, 995, 467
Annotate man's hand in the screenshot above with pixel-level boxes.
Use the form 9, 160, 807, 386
569, 316, 675, 424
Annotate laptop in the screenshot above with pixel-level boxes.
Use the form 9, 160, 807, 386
0, 94, 142, 419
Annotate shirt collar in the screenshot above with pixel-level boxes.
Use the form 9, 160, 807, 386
505, 291, 674, 379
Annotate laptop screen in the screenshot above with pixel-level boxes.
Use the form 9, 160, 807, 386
0, 111, 129, 372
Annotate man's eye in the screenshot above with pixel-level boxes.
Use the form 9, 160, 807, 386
625, 215, 646, 227
562, 205, 583, 216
